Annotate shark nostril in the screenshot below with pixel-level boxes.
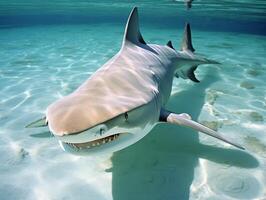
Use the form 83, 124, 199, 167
125, 112, 128, 121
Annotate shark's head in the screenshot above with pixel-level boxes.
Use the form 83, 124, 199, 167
48, 99, 159, 155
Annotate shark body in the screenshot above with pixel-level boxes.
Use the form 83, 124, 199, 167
27, 7, 244, 155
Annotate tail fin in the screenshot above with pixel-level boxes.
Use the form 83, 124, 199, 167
175, 23, 219, 82
181, 23, 195, 52
179, 23, 220, 65
187, 65, 199, 82
175, 55, 219, 82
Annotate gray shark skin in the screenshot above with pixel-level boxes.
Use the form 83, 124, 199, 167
26, 7, 244, 155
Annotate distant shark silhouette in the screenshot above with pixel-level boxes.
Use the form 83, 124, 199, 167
26, 7, 244, 155
184, 0, 194, 10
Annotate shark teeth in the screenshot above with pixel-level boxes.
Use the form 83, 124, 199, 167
65, 133, 121, 150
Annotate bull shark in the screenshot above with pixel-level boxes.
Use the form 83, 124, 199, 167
26, 7, 244, 155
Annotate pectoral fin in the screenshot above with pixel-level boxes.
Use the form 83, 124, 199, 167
160, 109, 245, 150
25, 117, 48, 128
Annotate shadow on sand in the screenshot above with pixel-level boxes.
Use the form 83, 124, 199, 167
111, 68, 258, 200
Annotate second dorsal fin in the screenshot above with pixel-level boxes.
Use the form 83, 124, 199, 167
166, 40, 175, 50
181, 23, 195, 52
122, 7, 146, 46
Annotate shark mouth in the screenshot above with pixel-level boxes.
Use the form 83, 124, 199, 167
64, 133, 122, 150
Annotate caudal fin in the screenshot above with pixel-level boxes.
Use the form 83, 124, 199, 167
181, 23, 195, 52
175, 23, 220, 82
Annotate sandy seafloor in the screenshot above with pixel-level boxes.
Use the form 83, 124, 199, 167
0, 11, 266, 200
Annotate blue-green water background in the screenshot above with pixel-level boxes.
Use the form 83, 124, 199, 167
0, 1, 266, 200
1, 0, 266, 35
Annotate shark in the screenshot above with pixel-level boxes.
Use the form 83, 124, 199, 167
26, 7, 244, 155
184, 0, 194, 10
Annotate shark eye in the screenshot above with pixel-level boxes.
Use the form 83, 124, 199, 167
99, 128, 105, 135
124, 112, 128, 121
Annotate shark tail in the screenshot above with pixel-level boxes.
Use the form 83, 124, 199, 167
174, 23, 220, 82
181, 23, 195, 52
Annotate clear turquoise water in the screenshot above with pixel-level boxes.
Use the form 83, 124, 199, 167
0, 1, 266, 200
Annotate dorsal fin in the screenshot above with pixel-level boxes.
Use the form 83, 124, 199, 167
166, 40, 175, 50
181, 23, 195, 52
122, 7, 146, 46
